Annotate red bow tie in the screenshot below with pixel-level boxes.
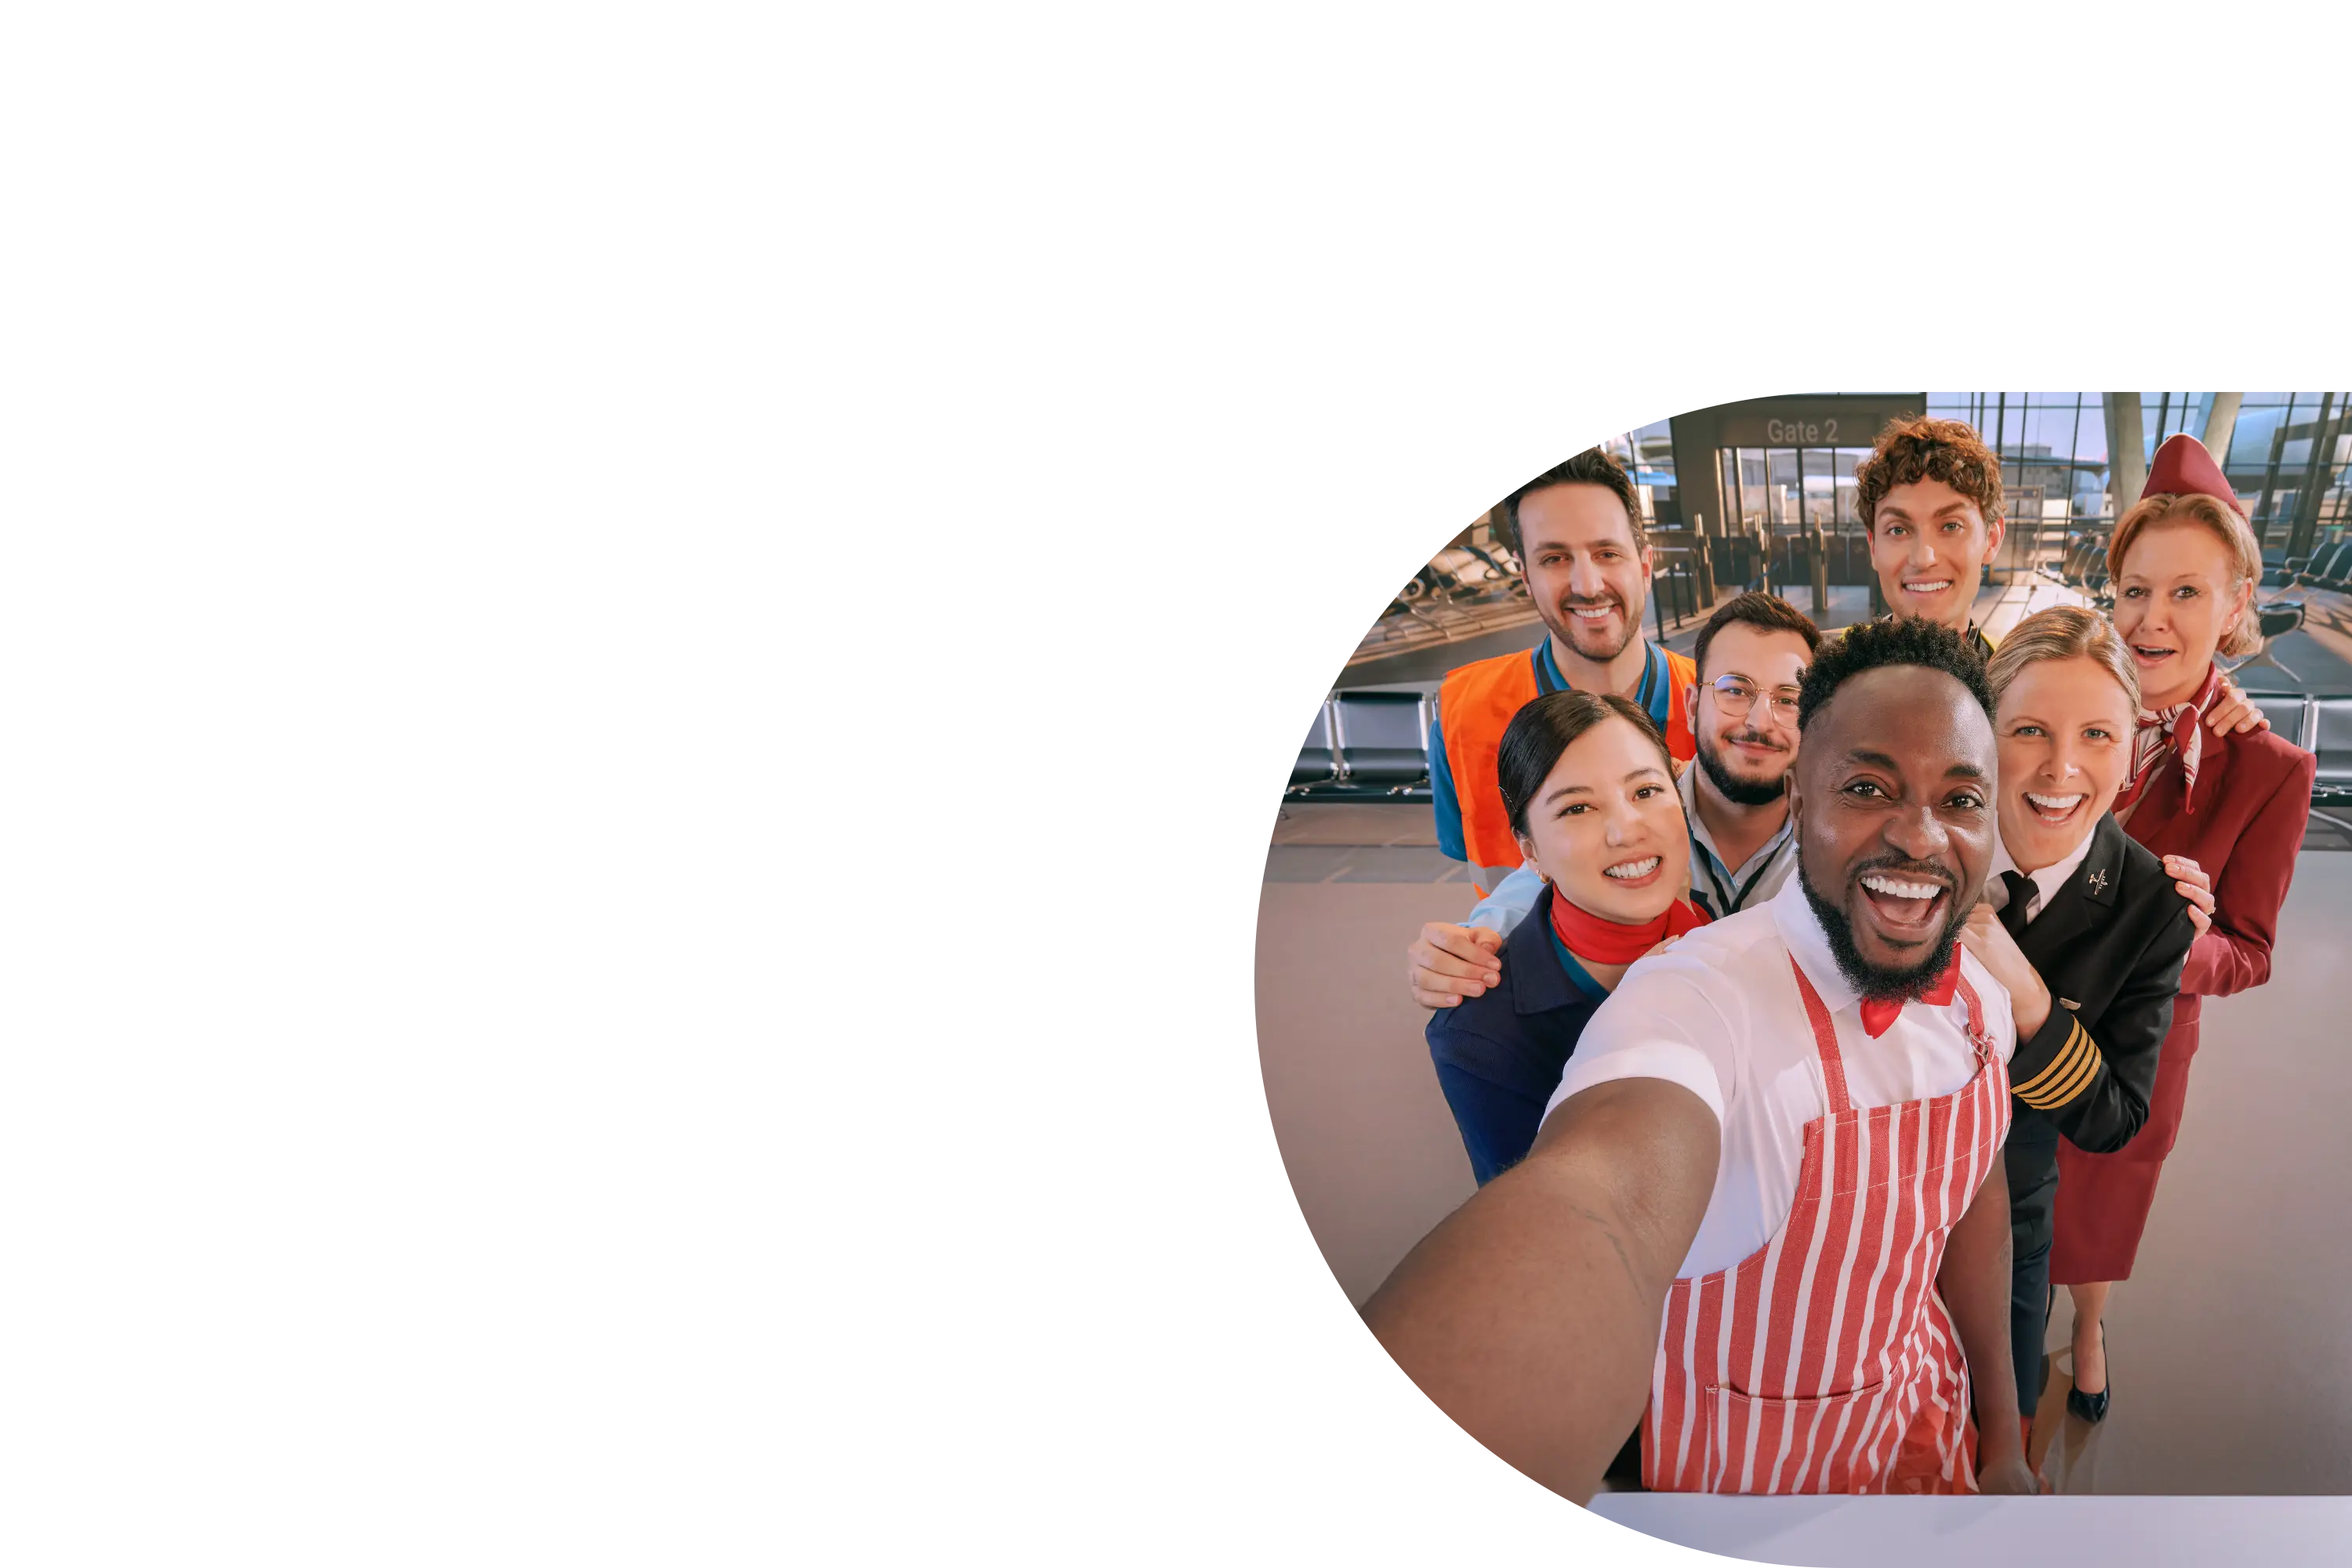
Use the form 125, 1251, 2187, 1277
1857, 952, 1960, 1039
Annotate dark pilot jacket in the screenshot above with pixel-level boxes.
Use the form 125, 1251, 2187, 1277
2002, 809, 2195, 1407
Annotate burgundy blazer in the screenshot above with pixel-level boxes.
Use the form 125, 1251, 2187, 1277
2121, 717, 2316, 1018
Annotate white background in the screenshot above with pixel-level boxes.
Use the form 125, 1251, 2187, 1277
1, 3, 2346, 1563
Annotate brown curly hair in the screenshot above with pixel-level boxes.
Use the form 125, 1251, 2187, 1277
1853, 417, 2005, 535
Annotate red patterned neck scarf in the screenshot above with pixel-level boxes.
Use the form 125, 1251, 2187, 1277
2111, 665, 2222, 817
1549, 886, 1710, 965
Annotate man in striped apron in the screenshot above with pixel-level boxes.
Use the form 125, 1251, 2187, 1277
1367, 617, 2035, 1502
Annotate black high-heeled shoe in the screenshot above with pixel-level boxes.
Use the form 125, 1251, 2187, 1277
2067, 1319, 2110, 1425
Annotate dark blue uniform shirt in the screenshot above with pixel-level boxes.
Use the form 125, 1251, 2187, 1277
1425, 884, 1608, 1185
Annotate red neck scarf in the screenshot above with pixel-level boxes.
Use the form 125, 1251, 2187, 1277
1549, 887, 1710, 966
2111, 665, 2221, 817
1858, 949, 1960, 1040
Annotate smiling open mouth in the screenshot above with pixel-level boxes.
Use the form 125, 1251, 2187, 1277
1857, 869, 1951, 934
2024, 790, 2088, 827
2132, 643, 2177, 665
1603, 855, 1662, 885
1567, 602, 1621, 623
1902, 578, 1955, 596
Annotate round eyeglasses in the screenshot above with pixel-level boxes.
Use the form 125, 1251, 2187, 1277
1710, 675, 1801, 723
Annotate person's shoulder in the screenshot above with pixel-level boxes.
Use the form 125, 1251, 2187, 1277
1663, 644, 1697, 679
2107, 829, 2188, 922
2220, 721, 2317, 785
1439, 644, 1536, 691
2111, 827, 2179, 897
1954, 942, 2017, 1041
1611, 903, 1780, 1000
1424, 983, 1521, 1050
1677, 900, 1781, 959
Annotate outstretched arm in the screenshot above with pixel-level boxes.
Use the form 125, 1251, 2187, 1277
1363, 1076, 1717, 1504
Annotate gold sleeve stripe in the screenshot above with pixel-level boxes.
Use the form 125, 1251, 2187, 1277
2020, 1022, 2099, 1107
2009, 1018, 2089, 1100
2017, 1021, 2104, 1109
2029, 1032, 2104, 1109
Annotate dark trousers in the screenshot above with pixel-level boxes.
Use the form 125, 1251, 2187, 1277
2005, 1115, 2061, 1414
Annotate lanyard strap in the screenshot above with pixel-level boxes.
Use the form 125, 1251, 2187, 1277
1696, 833, 1784, 918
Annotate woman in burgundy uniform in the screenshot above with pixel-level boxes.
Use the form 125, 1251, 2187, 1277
2049, 435, 2316, 1421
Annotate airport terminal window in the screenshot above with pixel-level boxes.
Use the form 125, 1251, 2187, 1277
1904, 392, 2352, 546
2143, 391, 2208, 454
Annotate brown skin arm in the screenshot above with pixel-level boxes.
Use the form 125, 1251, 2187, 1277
1935, 1154, 2034, 1492
1362, 1077, 1718, 1504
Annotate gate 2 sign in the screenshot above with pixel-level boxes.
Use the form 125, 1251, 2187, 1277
1710, 396, 1926, 450
1766, 416, 1843, 444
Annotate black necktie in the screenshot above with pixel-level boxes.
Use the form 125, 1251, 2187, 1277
1999, 870, 2036, 940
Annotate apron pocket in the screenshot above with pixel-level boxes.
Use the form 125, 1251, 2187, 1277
1704, 1381, 1890, 1494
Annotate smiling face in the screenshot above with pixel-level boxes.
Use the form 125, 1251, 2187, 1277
1792, 666, 1997, 995
1515, 482, 1653, 665
1995, 655, 2134, 872
1868, 476, 2004, 630
1691, 621, 1809, 806
1513, 713, 1690, 924
2111, 517, 2253, 710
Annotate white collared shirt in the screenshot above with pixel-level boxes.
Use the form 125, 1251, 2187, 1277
1543, 877, 2016, 1279
1984, 829, 2096, 928
1678, 762, 1798, 920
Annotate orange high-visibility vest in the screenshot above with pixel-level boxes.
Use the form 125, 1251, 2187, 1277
1438, 641, 1697, 899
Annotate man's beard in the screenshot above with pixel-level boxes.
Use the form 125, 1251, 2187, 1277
1798, 861, 1965, 1003
1697, 728, 1790, 808
1543, 595, 1640, 663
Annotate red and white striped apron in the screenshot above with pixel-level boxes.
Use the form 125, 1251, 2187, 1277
1640, 956, 2009, 1494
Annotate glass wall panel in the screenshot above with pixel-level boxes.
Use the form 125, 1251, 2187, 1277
1766, 449, 1801, 529
2022, 396, 2080, 462
1798, 448, 1837, 530
1835, 449, 1870, 530
1736, 448, 1766, 530
2143, 397, 2168, 461
2228, 401, 2292, 467
2074, 401, 2110, 466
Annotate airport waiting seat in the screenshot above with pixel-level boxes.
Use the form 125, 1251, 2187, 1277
2252, 694, 2313, 747
2311, 696, 2352, 814
2227, 602, 2308, 685
2313, 697, 2352, 798
1286, 687, 1437, 798
2296, 541, 2350, 587
2071, 535, 2107, 586
1293, 702, 1338, 786
2263, 549, 2308, 589
1333, 689, 1433, 786
2318, 546, 2352, 594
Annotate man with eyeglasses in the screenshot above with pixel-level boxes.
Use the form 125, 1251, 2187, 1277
1671, 592, 1818, 921
1409, 591, 1820, 1010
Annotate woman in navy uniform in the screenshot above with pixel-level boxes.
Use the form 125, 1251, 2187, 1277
1955, 607, 2195, 1439
1425, 690, 1707, 1185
